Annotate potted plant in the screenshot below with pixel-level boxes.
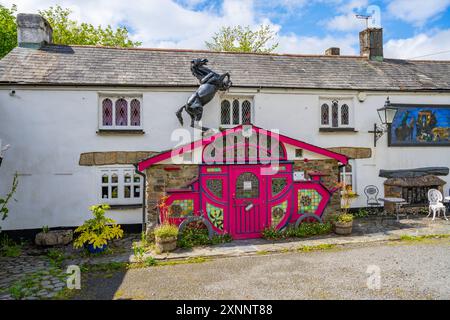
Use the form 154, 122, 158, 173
154, 223, 179, 253
73, 204, 123, 254
334, 213, 353, 235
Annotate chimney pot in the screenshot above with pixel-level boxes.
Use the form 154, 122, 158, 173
325, 47, 340, 56
359, 28, 383, 61
17, 13, 53, 49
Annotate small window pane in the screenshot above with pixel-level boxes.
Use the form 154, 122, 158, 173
102, 99, 113, 126
130, 99, 141, 126
124, 186, 131, 198
221, 100, 230, 125
341, 104, 349, 125
242, 100, 251, 124
111, 186, 118, 198
332, 101, 339, 128
102, 186, 109, 199
115, 98, 128, 126
124, 173, 131, 183
134, 176, 140, 183
134, 186, 140, 198
321, 103, 329, 125
232, 99, 240, 125
102, 174, 109, 184
111, 173, 118, 183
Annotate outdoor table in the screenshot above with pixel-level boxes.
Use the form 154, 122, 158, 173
379, 197, 407, 221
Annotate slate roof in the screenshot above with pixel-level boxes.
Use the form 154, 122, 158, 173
0, 45, 449, 91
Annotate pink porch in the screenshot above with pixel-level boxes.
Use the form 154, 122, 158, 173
138, 125, 348, 240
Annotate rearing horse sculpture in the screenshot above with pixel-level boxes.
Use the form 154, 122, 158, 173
176, 58, 232, 131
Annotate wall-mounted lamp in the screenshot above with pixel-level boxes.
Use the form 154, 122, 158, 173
369, 97, 398, 147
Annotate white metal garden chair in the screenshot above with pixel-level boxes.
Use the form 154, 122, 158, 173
427, 189, 448, 221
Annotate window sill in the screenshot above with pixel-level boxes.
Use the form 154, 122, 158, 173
319, 127, 358, 133
108, 204, 143, 210
97, 129, 145, 135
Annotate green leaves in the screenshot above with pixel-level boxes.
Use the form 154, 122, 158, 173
0, 4, 17, 59
0, 172, 19, 222
73, 204, 124, 249
39, 6, 141, 48
205, 25, 279, 53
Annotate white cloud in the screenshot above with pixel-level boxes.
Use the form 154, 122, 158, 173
384, 29, 450, 60
387, 0, 450, 26
323, 0, 368, 31
277, 33, 358, 55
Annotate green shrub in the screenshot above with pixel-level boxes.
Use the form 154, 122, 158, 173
261, 222, 332, 240
353, 209, 369, 219
211, 233, 233, 245
0, 234, 22, 257
177, 221, 233, 248
154, 223, 179, 239
144, 256, 157, 267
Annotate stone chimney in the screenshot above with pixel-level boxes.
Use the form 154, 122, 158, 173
325, 47, 340, 56
359, 28, 383, 61
17, 13, 53, 49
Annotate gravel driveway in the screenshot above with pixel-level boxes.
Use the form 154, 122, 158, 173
73, 239, 450, 300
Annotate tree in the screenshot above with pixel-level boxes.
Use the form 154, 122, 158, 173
205, 25, 278, 53
39, 6, 141, 47
0, 4, 17, 59
0, 4, 141, 59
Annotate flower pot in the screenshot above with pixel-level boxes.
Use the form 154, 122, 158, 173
85, 243, 107, 254
155, 235, 177, 253
334, 221, 353, 235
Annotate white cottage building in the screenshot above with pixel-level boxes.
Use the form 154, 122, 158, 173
0, 14, 449, 233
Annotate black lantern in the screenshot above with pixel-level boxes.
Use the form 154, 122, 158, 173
369, 97, 398, 147
377, 97, 398, 125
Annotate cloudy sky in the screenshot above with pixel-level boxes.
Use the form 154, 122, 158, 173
2, 0, 450, 59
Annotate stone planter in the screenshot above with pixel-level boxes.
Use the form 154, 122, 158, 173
155, 235, 177, 253
35, 230, 73, 246
334, 221, 353, 235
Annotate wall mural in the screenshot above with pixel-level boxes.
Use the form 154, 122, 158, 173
389, 105, 450, 146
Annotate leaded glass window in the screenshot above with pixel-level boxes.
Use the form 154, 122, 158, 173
341, 104, 349, 125
236, 172, 259, 199
170, 199, 194, 217
321, 103, 329, 126
272, 178, 287, 196
130, 99, 141, 126
98, 167, 143, 205
221, 100, 230, 125
232, 99, 240, 125
206, 179, 223, 198
115, 98, 128, 126
102, 99, 113, 126
271, 201, 287, 226
298, 189, 322, 213
242, 100, 251, 124
331, 100, 339, 128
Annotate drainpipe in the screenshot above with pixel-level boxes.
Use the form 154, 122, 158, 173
134, 164, 146, 233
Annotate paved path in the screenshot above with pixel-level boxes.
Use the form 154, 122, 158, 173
73, 239, 450, 300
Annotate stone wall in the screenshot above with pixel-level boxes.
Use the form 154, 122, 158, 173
145, 165, 199, 230
79, 151, 158, 166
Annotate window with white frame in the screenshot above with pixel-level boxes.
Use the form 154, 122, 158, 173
320, 99, 352, 128
98, 166, 143, 205
220, 97, 253, 127
339, 161, 355, 192
99, 96, 143, 130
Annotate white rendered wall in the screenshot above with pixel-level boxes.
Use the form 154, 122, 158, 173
0, 86, 449, 230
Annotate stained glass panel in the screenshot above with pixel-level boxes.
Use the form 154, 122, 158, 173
206, 179, 223, 198
341, 104, 349, 125
232, 99, 240, 125
242, 100, 251, 124
236, 172, 259, 199
298, 190, 321, 213
170, 199, 194, 217
272, 178, 287, 196
102, 99, 113, 126
130, 99, 141, 126
221, 100, 230, 125
115, 98, 128, 126
271, 201, 287, 226
332, 101, 339, 128
206, 203, 224, 230
321, 103, 329, 125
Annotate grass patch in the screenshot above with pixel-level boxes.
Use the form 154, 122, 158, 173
0, 235, 23, 257
297, 244, 336, 252
256, 250, 270, 255
399, 234, 450, 242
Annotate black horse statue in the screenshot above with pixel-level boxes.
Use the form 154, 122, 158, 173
176, 58, 232, 131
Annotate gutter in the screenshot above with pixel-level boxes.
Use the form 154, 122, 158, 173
133, 164, 147, 233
